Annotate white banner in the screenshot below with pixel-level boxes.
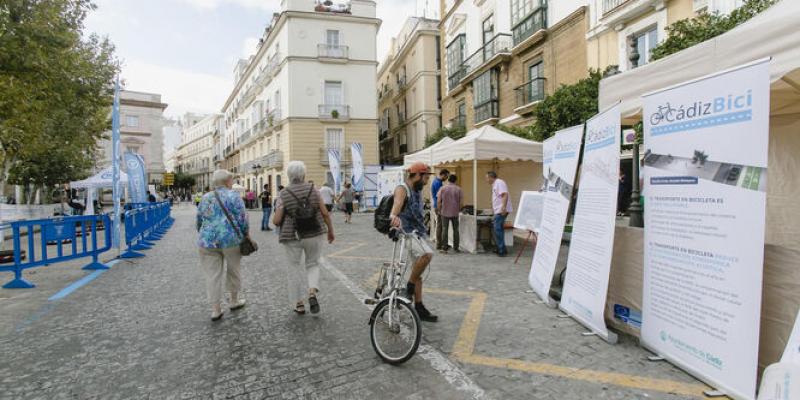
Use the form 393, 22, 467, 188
528, 124, 583, 306
559, 104, 620, 343
328, 148, 342, 193
351, 142, 364, 192
642, 59, 769, 400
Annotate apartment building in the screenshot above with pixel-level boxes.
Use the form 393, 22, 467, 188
97, 90, 167, 183
220, 0, 380, 196
175, 113, 220, 191
439, 0, 588, 130
586, 0, 745, 72
377, 17, 442, 165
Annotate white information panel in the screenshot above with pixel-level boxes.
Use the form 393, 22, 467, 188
528, 125, 583, 306
560, 105, 621, 343
514, 191, 544, 233
783, 310, 800, 365
641, 59, 769, 400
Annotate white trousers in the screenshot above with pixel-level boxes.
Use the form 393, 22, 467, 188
282, 236, 322, 304
199, 246, 242, 306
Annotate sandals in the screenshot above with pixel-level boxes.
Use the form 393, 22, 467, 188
309, 295, 320, 314
294, 303, 306, 315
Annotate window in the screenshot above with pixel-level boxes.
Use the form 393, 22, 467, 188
324, 81, 343, 105
631, 27, 658, 68
527, 61, 544, 102
325, 128, 344, 150
511, 0, 546, 45
326, 30, 340, 46
482, 15, 494, 45
511, 0, 534, 26
446, 34, 466, 89
473, 69, 499, 122
126, 115, 139, 127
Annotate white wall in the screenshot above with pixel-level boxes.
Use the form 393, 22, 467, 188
287, 60, 377, 119
287, 17, 378, 61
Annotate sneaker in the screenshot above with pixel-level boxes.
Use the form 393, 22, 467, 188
211, 310, 224, 321
308, 295, 320, 314
415, 303, 438, 322
405, 282, 416, 302
230, 298, 246, 311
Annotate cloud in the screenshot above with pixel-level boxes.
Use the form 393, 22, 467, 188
241, 36, 260, 58
174, 0, 274, 10
376, 0, 432, 62
121, 59, 232, 118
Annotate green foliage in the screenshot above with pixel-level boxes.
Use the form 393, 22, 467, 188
424, 125, 467, 147
651, 0, 777, 62
0, 0, 119, 187
173, 173, 196, 190
529, 68, 612, 141
495, 124, 535, 140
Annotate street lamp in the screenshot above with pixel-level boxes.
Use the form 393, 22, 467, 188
628, 123, 644, 228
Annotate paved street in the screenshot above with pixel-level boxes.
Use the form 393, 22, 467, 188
0, 204, 709, 399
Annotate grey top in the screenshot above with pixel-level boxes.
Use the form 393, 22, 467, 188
277, 182, 325, 243
341, 188, 354, 203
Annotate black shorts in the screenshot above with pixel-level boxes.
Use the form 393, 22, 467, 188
344, 202, 353, 214
325, 204, 333, 212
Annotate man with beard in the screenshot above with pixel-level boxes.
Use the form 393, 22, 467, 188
389, 161, 438, 322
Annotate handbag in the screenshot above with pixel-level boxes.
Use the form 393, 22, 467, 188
214, 191, 258, 256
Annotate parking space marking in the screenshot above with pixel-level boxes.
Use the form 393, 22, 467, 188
333, 242, 710, 398
48, 259, 121, 301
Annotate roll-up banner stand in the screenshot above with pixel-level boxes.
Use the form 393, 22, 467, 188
528, 124, 584, 307
641, 59, 770, 400
559, 104, 621, 344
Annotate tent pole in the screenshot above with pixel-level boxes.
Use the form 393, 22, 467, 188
473, 158, 477, 218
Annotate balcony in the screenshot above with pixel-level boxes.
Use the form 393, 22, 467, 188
514, 77, 546, 112
313, 1, 351, 14
240, 129, 252, 144
318, 104, 350, 122
247, 150, 284, 172
474, 100, 499, 125
319, 147, 352, 166
512, 6, 547, 47
448, 66, 466, 91
318, 44, 349, 62
449, 115, 466, 128
603, 0, 632, 14
266, 108, 282, 129
396, 75, 408, 91
462, 34, 512, 80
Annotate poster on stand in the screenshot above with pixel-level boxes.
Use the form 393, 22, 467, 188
513, 191, 544, 233
783, 310, 800, 364
559, 104, 620, 343
528, 125, 583, 306
641, 59, 769, 400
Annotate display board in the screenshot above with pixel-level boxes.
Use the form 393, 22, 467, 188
513, 191, 544, 233
559, 104, 621, 343
641, 59, 769, 400
783, 310, 800, 365
528, 125, 583, 306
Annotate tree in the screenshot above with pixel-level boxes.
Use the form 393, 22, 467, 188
424, 125, 467, 147
0, 0, 118, 193
173, 173, 196, 190
650, 0, 777, 62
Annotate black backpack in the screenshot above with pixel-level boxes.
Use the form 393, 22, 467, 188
284, 184, 321, 237
374, 184, 408, 234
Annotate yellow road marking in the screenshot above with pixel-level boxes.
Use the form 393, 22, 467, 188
330, 240, 710, 397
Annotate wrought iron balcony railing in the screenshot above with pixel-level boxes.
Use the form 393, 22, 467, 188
512, 6, 547, 46
449, 115, 466, 128
318, 104, 350, 121
515, 77, 546, 108
318, 44, 349, 59
462, 33, 512, 77
474, 100, 499, 124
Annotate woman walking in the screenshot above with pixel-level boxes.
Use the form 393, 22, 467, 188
273, 161, 335, 314
336, 183, 355, 224
197, 169, 249, 321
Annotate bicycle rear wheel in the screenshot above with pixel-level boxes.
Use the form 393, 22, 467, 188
369, 298, 421, 365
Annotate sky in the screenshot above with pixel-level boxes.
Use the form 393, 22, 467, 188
84, 0, 434, 124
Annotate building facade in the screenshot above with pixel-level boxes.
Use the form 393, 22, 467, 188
439, 0, 588, 131
586, 0, 745, 72
98, 90, 167, 182
377, 17, 442, 165
221, 0, 380, 197
175, 113, 220, 191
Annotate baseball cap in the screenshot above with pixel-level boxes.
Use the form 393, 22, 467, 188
407, 161, 431, 175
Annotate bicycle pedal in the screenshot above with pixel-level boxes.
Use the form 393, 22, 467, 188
364, 298, 378, 305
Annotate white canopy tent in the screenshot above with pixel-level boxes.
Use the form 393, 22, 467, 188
597, 0, 800, 373
403, 137, 454, 167
70, 167, 129, 215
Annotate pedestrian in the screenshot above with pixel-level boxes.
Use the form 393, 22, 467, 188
194, 192, 202, 207
147, 191, 156, 203
260, 184, 272, 231
196, 169, 249, 321
485, 171, 512, 257
246, 189, 256, 209
437, 174, 462, 253
389, 161, 438, 322
336, 183, 355, 223
273, 161, 335, 315
319, 183, 335, 212
431, 169, 449, 250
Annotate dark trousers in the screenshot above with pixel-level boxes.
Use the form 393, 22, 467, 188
442, 216, 459, 251
261, 206, 272, 230
435, 211, 444, 249
493, 214, 507, 255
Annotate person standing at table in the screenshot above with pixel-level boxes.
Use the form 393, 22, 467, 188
486, 171, 512, 257
430, 169, 449, 250
437, 174, 462, 254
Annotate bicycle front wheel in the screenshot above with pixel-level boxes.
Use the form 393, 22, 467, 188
369, 298, 421, 365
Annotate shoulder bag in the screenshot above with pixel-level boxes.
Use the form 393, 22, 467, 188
214, 191, 258, 256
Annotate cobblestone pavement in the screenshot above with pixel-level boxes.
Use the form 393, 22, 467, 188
0, 204, 709, 399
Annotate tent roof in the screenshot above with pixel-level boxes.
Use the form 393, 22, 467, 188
599, 0, 800, 120
70, 167, 128, 189
432, 125, 543, 165
403, 137, 455, 166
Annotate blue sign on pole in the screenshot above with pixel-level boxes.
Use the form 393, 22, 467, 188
124, 151, 147, 203
111, 77, 122, 250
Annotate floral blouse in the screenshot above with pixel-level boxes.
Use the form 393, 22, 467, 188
196, 188, 249, 249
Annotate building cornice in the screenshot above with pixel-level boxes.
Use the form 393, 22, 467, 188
121, 98, 168, 110
439, 0, 464, 27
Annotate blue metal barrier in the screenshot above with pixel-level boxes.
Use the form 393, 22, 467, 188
120, 202, 172, 259
1, 214, 112, 289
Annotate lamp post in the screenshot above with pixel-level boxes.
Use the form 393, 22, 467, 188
627, 39, 644, 228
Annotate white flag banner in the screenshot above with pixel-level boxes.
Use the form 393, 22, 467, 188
559, 104, 621, 344
528, 124, 583, 306
328, 148, 342, 193
641, 59, 769, 400
351, 142, 364, 192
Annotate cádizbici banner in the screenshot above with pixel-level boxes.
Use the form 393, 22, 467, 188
528, 124, 583, 306
641, 59, 769, 400
559, 104, 621, 343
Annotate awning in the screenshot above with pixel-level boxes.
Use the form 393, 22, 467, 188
70, 167, 129, 189
403, 137, 454, 167
431, 125, 543, 165
599, 0, 800, 120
